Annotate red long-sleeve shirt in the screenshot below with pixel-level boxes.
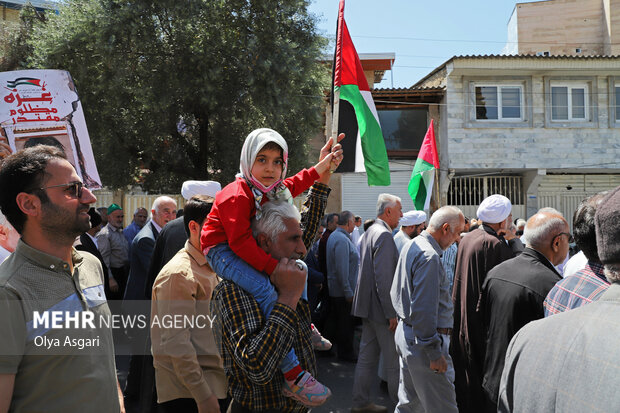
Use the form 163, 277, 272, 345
201, 167, 319, 275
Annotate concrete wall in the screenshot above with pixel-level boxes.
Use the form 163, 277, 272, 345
609, 0, 620, 55
503, 6, 519, 55
514, 0, 619, 56
444, 73, 620, 171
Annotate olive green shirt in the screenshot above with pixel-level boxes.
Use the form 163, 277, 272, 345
0, 239, 119, 413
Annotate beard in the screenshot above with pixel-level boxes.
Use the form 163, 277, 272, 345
40, 201, 91, 241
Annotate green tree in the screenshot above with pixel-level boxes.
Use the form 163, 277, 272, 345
26, 0, 328, 191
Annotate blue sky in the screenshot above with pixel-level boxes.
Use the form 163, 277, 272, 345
307, 0, 537, 88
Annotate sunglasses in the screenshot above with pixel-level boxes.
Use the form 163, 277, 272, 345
554, 232, 574, 243
39, 181, 84, 198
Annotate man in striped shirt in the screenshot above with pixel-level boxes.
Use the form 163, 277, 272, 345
544, 192, 609, 316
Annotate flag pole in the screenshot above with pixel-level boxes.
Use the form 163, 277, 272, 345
434, 167, 440, 208
329, 0, 344, 174
330, 89, 340, 143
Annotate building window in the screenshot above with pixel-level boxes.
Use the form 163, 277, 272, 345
475, 85, 522, 120
377, 108, 427, 155
550, 83, 588, 121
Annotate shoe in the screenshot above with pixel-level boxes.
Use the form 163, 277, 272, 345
350, 402, 388, 413
282, 370, 331, 407
311, 323, 332, 351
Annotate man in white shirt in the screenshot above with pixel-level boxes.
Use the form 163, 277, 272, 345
394, 211, 427, 254
351, 215, 363, 246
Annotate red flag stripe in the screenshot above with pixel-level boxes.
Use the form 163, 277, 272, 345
417, 119, 439, 168
334, 0, 370, 91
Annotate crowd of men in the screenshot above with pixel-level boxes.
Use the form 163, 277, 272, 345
3, 143, 620, 413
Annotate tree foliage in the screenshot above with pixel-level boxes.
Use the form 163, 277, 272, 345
24, 0, 328, 191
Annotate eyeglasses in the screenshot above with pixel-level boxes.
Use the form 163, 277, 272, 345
39, 181, 84, 198
555, 232, 574, 243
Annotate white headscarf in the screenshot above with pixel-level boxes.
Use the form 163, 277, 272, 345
238, 128, 288, 192
237, 128, 292, 218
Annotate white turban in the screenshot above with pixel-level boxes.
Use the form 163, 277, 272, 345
181, 180, 221, 200
477, 194, 512, 224
400, 210, 427, 226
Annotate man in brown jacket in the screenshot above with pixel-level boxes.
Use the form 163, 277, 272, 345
450, 194, 523, 413
151, 195, 227, 413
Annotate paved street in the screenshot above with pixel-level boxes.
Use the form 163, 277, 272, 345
313, 354, 396, 413
116, 333, 398, 413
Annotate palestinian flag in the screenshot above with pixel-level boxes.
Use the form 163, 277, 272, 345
408, 119, 439, 211
7, 78, 42, 88
331, 0, 390, 186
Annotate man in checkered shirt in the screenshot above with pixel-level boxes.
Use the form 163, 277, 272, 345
543, 192, 609, 317
212, 182, 330, 413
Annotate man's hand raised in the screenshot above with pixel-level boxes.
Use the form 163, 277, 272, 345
317, 133, 344, 184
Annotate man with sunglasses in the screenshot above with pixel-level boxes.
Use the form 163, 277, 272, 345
543, 192, 609, 316
478, 209, 567, 412
0, 145, 124, 412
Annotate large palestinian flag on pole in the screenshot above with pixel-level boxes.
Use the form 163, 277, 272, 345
408, 119, 439, 210
331, 0, 390, 186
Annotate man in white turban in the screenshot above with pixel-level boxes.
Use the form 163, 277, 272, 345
181, 180, 221, 201
394, 210, 427, 253
450, 194, 524, 413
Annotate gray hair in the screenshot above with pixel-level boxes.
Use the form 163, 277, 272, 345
522, 214, 567, 249
0, 210, 7, 227
134, 207, 147, 215
428, 206, 463, 233
338, 210, 354, 226
538, 207, 563, 216
604, 263, 620, 284
151, 196, 177, 213
252, 202, 302, 243
376, 193, 401, 217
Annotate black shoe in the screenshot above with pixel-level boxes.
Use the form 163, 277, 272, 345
379, 379, 388, 393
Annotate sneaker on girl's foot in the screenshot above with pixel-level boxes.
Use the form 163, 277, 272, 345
282, 370, 331, 407
310, 323, 332, 351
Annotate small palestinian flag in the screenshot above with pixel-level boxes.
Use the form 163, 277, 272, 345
408, 119, 439, 211
331, 0, 390, 186
7, 78, 42, 88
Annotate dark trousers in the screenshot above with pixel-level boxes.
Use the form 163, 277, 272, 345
125, 339, 156, 412
325, 296, 355, 358
451, 334, 486, 413
110, 265, 129, 301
